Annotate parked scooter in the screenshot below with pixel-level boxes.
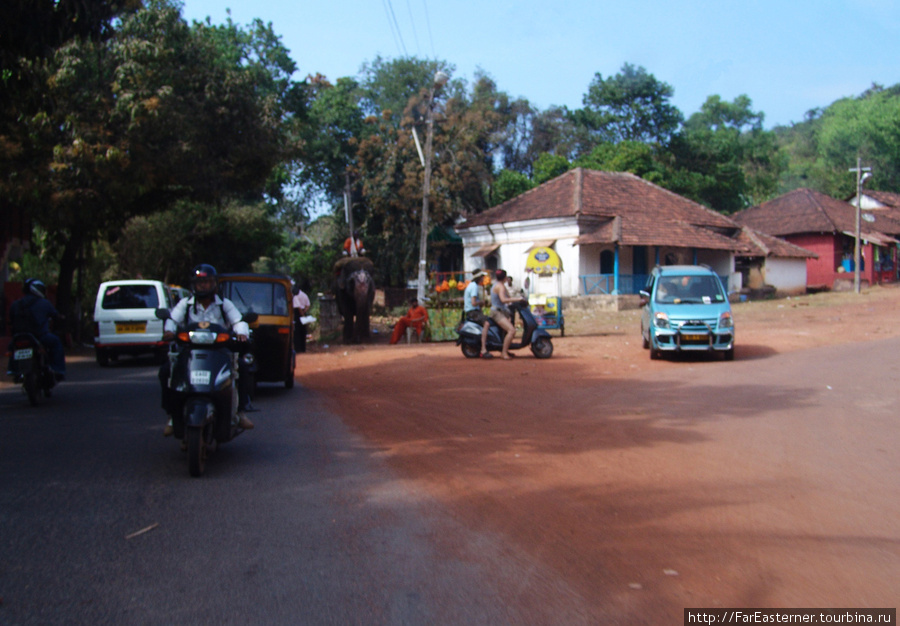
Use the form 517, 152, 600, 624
6, 332, 56, 405
456, 299, 554, 359
156, 309, 257, 477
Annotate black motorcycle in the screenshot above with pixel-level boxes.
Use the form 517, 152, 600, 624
157, 310, 256, 477
456, 299, 554, 359
7, 332, 56, 406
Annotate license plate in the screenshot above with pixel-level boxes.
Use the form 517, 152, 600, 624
116, 322, 147, 334
190, 370, 211, 385
682, 334, 707, 341
14, 348, 33, 360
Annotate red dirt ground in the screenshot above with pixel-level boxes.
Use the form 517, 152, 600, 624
302, 287, 900, 623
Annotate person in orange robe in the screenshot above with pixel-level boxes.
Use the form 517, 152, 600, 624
389, 298, 429, 344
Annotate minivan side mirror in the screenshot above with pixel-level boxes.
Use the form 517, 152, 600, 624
639, 290, 650, 306
242, 312, 259, 324
155, 308, 171, 320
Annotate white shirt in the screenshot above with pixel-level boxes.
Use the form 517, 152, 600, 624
165, 295, 249, 337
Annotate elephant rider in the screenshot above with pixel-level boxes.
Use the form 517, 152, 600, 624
343, 231, 365, 256
159, 264, 254, 435
6, 278, 66, 379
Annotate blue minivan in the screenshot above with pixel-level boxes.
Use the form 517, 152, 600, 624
640, 265, 735, 361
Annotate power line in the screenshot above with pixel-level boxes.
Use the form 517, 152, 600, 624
405, 0, 421, 56
382, 0, 407, 56
421, 0, 436, 58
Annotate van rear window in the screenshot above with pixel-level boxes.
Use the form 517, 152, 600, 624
102, 285, 160, 309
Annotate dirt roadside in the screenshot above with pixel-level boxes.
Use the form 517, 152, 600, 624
296, 285, 900, 622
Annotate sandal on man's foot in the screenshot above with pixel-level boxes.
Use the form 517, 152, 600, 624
481, 351, 494, 359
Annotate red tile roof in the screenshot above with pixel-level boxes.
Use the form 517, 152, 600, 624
736, 227, 818, 259
459, 168, 746, 251
732, 188, 900, 240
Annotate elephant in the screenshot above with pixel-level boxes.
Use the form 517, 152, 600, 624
333, 256, 375, 344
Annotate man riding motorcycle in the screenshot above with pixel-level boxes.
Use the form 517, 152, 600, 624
158, 264, 254, 435
6, 278, 66, 380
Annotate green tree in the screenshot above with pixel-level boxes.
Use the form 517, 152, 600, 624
533, 153, 571, 185
670, 95, 781, 211
490, 170, 535, 206
814, 86, 900, 197
578, 63, 683, 146
2, 0, 293, 323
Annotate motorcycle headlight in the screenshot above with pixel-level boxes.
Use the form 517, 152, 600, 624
718, 311, 733, 329
653, 311, 670, 329
188, 330, 217, 344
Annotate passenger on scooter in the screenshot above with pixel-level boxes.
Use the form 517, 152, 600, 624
159, 264, 254, 435
463, 270, 492, 359
7, 279, 66, 379
490, 269, 523, 360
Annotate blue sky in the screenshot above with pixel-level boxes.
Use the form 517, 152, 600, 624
179, 0, 900, 129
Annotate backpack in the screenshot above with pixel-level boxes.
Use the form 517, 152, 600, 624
11, 298, 40, 335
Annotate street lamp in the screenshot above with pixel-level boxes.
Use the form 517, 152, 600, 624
416, 70, 449, 303
849, 157, 872, 294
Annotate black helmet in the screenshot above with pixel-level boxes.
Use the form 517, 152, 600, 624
190, 264, 218, 298
27, 279, 46, 298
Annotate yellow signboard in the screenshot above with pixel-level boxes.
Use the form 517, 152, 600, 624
525, 247, 563, 275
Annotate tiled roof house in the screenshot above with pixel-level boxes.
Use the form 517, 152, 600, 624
456, 168, 750, 297
732, 188, 900, 289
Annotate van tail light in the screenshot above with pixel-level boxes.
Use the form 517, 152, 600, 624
93, 322, 100, 339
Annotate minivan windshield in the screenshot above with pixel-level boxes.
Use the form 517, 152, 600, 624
101, 285, 160, 309
655, 275, 725, 304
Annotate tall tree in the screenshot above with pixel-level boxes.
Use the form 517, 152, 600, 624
2, 0, 293, 323
670, 94, 781, 211
578, 63, 683, 146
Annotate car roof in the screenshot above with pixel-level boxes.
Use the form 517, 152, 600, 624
99, 279, 166, 286
654, 265, 717, 276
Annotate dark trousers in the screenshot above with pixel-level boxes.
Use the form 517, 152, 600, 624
294, 315, 306, 353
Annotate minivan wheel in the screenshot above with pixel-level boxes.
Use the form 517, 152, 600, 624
96, 349, 110, 367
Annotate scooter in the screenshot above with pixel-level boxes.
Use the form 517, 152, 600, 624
456, 299, 554, 359
6, 332, 56, 406
157, 309, 256, 477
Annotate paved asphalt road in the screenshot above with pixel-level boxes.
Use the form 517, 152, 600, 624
0, 356, 589, 625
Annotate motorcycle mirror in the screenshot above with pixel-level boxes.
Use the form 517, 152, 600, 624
242, 312, 259, 324
155, 308, 171, 320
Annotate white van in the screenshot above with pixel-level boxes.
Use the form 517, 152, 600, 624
93, 280, 174, 365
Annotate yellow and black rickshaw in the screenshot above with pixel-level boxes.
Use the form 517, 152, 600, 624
218, 273, 295, 389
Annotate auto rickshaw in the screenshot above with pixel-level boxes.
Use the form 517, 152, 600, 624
218, 273, 295, 389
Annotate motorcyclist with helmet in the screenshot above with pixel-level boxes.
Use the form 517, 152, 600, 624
158, 264, 254, 435
6, 278, 66, 380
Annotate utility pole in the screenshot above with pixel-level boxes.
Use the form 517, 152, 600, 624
849, 157, 872, 294
416, 71, 449, 303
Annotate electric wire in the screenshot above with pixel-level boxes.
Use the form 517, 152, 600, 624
382, 0, 408, 56
405, 0, 421, 56
421, 0, 436, 59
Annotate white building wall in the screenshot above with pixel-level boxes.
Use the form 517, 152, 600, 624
764, 258, 808, 293
460, 218, 582, 297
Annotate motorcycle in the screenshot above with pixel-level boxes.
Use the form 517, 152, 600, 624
156, 309, 257, 477
456, 299, 554, 359
6, 332, 56, 406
